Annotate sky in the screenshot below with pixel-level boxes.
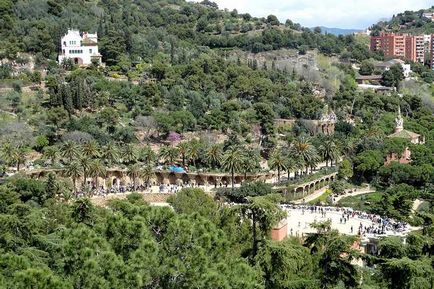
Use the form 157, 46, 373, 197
205, 0, 432, 29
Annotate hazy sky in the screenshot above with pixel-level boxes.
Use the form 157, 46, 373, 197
207, 0, 432, 29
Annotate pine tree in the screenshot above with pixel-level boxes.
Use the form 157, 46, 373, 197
45, 172, 57, 199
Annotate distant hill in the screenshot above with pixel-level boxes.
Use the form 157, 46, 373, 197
316, 26, 362, 36
371, 7, 434, 34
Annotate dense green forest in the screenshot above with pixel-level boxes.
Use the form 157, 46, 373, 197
0, 0, 378, 63
0, 182, 433, 289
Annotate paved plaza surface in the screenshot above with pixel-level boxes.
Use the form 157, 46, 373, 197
283, 205, 417, 240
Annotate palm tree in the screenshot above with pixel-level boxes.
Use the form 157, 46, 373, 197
65, 162, 82, 193
122, 144, 138, 165
61, 141, 80, 162
241, 152, 259, 180
88, 160, 106, 189
177, 142, 189, 167
43, 146, 60, 166
268, 148, 287, 182
204, 144, 222, 169
318, 138, 339, 167
142, 165, 154, 187
290, 136, 317, 175
306, 147, 320, 174
140, 145, 156, 166
102, 142, 119, 166
127, 163, 143, 190
82, 140, 100, 159
284, 156, 297, 181
11, 148, 26, 171
79, 157, 91, 189
1, 142, 13, 166
159, 146, 179, 165
187, 139, 202, 167
221, 146, 243, 189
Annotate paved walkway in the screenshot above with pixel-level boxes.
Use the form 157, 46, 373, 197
293, 186, 329, 204
284, 206, 417, 240
412, 199, 424, 213
333, 186, 375, 203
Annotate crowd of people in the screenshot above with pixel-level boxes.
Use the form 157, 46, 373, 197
282, 204, 410, 237
75, 182, 206, 198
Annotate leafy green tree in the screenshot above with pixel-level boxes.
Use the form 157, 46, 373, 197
305, 221, 359, 289
240, 194, 285, 258
11, 268, 67, 289
71, 198, 94, 224
380, 258, 433, 289
338, 158, 353, 179
255, 240, 318, 288
45, 172, 58, 200
378, 236, 407, 259
353, 150, 383, 181
359, 60, 375, 75
168, 188, 218, 220
223, 181, 273, 203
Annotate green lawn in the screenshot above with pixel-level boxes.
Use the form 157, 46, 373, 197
308, 189, 333, 205
337, 192, 383, 211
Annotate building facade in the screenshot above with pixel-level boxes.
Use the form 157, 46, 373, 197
58, 29, 102, 66
431, 34, 434, 69
422, 12, 434, 21
370, 33, 425, 63
385, 107, 425, 165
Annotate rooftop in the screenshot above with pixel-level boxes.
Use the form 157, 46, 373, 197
388, 129, 420, 139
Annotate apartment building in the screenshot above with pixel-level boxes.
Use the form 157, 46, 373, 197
370, 33, 425, 63
431, 34, 434, 69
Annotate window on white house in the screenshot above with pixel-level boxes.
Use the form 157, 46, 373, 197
89, 49, 92, 53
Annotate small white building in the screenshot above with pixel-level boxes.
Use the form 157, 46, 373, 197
422, 12, 434, 21
375, 59, 412, 78
58, 29, 102, 66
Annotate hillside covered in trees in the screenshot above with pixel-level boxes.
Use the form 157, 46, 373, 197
371, 6, 434, 34
0, 0, 379, 64
0, 1, 433, 288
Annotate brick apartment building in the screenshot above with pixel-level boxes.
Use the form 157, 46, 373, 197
370, 32, 425, 64
431, 34, 434, 70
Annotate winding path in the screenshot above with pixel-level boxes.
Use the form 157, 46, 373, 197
333, 186, 376, 203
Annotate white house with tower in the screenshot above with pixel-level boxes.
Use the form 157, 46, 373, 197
58, 29, 102, 66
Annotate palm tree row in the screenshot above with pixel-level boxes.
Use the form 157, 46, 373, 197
1, 143, 27, 172
268, 136, 340, 182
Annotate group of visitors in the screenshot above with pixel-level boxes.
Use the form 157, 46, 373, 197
282, 204, 410, 237
75, 182, 207, 198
